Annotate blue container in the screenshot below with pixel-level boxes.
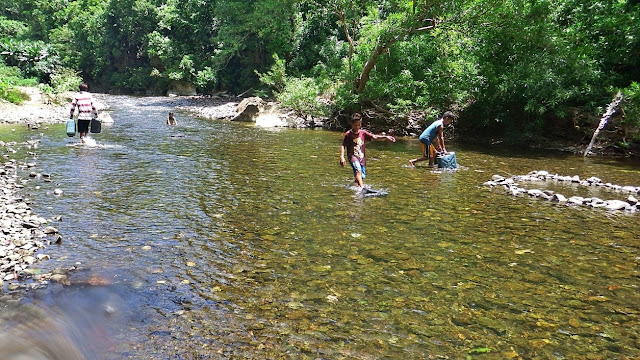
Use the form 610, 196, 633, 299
437, 152, 457, 169
66, 119, 76, 137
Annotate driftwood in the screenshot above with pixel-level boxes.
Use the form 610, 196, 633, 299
584, 91, 623, 157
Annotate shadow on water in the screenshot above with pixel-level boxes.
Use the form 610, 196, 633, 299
1, 94, 639, 359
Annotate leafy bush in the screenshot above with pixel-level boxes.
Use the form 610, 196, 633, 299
620, 82, 640, 135
0, 16, 28, 39
0, 79, 30, 104
110, 66, 159, 93
255, 54, 287, 93
49, 67, 82, 94
0, 63, 38, 86
0, 39, 61, 83
276, 76, 329, 117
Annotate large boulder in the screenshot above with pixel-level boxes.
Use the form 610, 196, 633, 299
232, 97, 265, 122
167, 81, 197, 96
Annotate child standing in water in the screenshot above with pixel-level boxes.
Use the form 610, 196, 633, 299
167, 112, 177, 126
340, 113, 396, 188
409, 111, 455, 167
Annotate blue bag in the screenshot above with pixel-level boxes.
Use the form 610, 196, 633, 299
66, 119, 76, 137
437, 152, 457, 169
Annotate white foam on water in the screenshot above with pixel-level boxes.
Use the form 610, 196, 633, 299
255, 113, 287, 128
83, 136, 97, 147
66, 137, 122, 149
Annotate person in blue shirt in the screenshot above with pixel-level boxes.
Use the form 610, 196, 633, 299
408, 111, 455, 167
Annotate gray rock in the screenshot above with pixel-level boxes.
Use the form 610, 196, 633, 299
568, 196, 584, 205
232, 97, 264, 122
43, 226, 58, 234
527, 189, 545, 197
605, 200, 631, 211
586, 176, 602, 184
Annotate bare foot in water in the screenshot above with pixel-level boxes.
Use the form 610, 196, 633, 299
408, 160, 416, 167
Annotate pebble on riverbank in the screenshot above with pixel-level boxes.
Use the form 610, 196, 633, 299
1, 140, 69, 296
482, 170, 640, 212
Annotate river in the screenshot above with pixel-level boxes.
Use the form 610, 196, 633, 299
1, 95, 639, 359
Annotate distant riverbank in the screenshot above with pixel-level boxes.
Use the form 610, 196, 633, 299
2, 86, 635, 158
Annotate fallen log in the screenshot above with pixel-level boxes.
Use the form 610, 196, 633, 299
584, 91, 623, 157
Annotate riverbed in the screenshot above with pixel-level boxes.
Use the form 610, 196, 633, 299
1, 95, 639, 359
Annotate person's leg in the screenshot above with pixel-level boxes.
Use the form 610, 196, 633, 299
350, 161, 364, 188
77, 120, 90, 143
428, 144, 437, 166
409, 142, 430, 166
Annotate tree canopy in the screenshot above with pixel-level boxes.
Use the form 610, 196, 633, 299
1, 0, 639, 144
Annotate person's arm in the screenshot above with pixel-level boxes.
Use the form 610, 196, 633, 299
372, 134, 396, 142
69, 97, 76, 119
90, 96, 98, 119
436, 126, 446, 153
339, 144, 346, 167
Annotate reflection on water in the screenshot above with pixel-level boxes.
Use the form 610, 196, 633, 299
1, 95, 639, 359
0, 271, 125, 360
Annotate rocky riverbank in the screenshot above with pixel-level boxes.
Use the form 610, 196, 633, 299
174, 95, 326, 128
1, 140, 73, 299
0, 87, 69, 126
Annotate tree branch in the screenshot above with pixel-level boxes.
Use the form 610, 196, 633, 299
355, 19, 437, 94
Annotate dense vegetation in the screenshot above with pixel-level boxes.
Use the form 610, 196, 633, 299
1, 0, 639, 146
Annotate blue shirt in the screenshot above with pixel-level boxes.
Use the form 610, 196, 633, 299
418, 119, 443, 144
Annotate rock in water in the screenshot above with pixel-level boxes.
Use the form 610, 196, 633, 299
362, 187, 388, 197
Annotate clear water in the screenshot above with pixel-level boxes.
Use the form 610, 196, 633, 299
1, 95, 639, 359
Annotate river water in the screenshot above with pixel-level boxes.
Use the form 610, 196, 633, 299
1, 95, 639, 359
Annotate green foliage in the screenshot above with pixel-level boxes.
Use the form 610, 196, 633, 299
0, 62, 38, 86
255, 54, 287, 93
0, 38, 60, 82
620, 82, 640, 129
0, 16, 28, 39
49, 67, 82, 93
195, 67, 217, 92
1, 0, 638, 144
276, 76, 330, 117
0, 78, 30, 104
110, 65, 159, 93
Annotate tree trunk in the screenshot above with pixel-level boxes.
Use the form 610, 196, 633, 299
354, 23, 436, 94
335, 10, 355, 74
355, 44, 391, 94
584, 91, 624, 157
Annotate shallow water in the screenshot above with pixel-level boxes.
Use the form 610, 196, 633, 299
1, 95, 640, 359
